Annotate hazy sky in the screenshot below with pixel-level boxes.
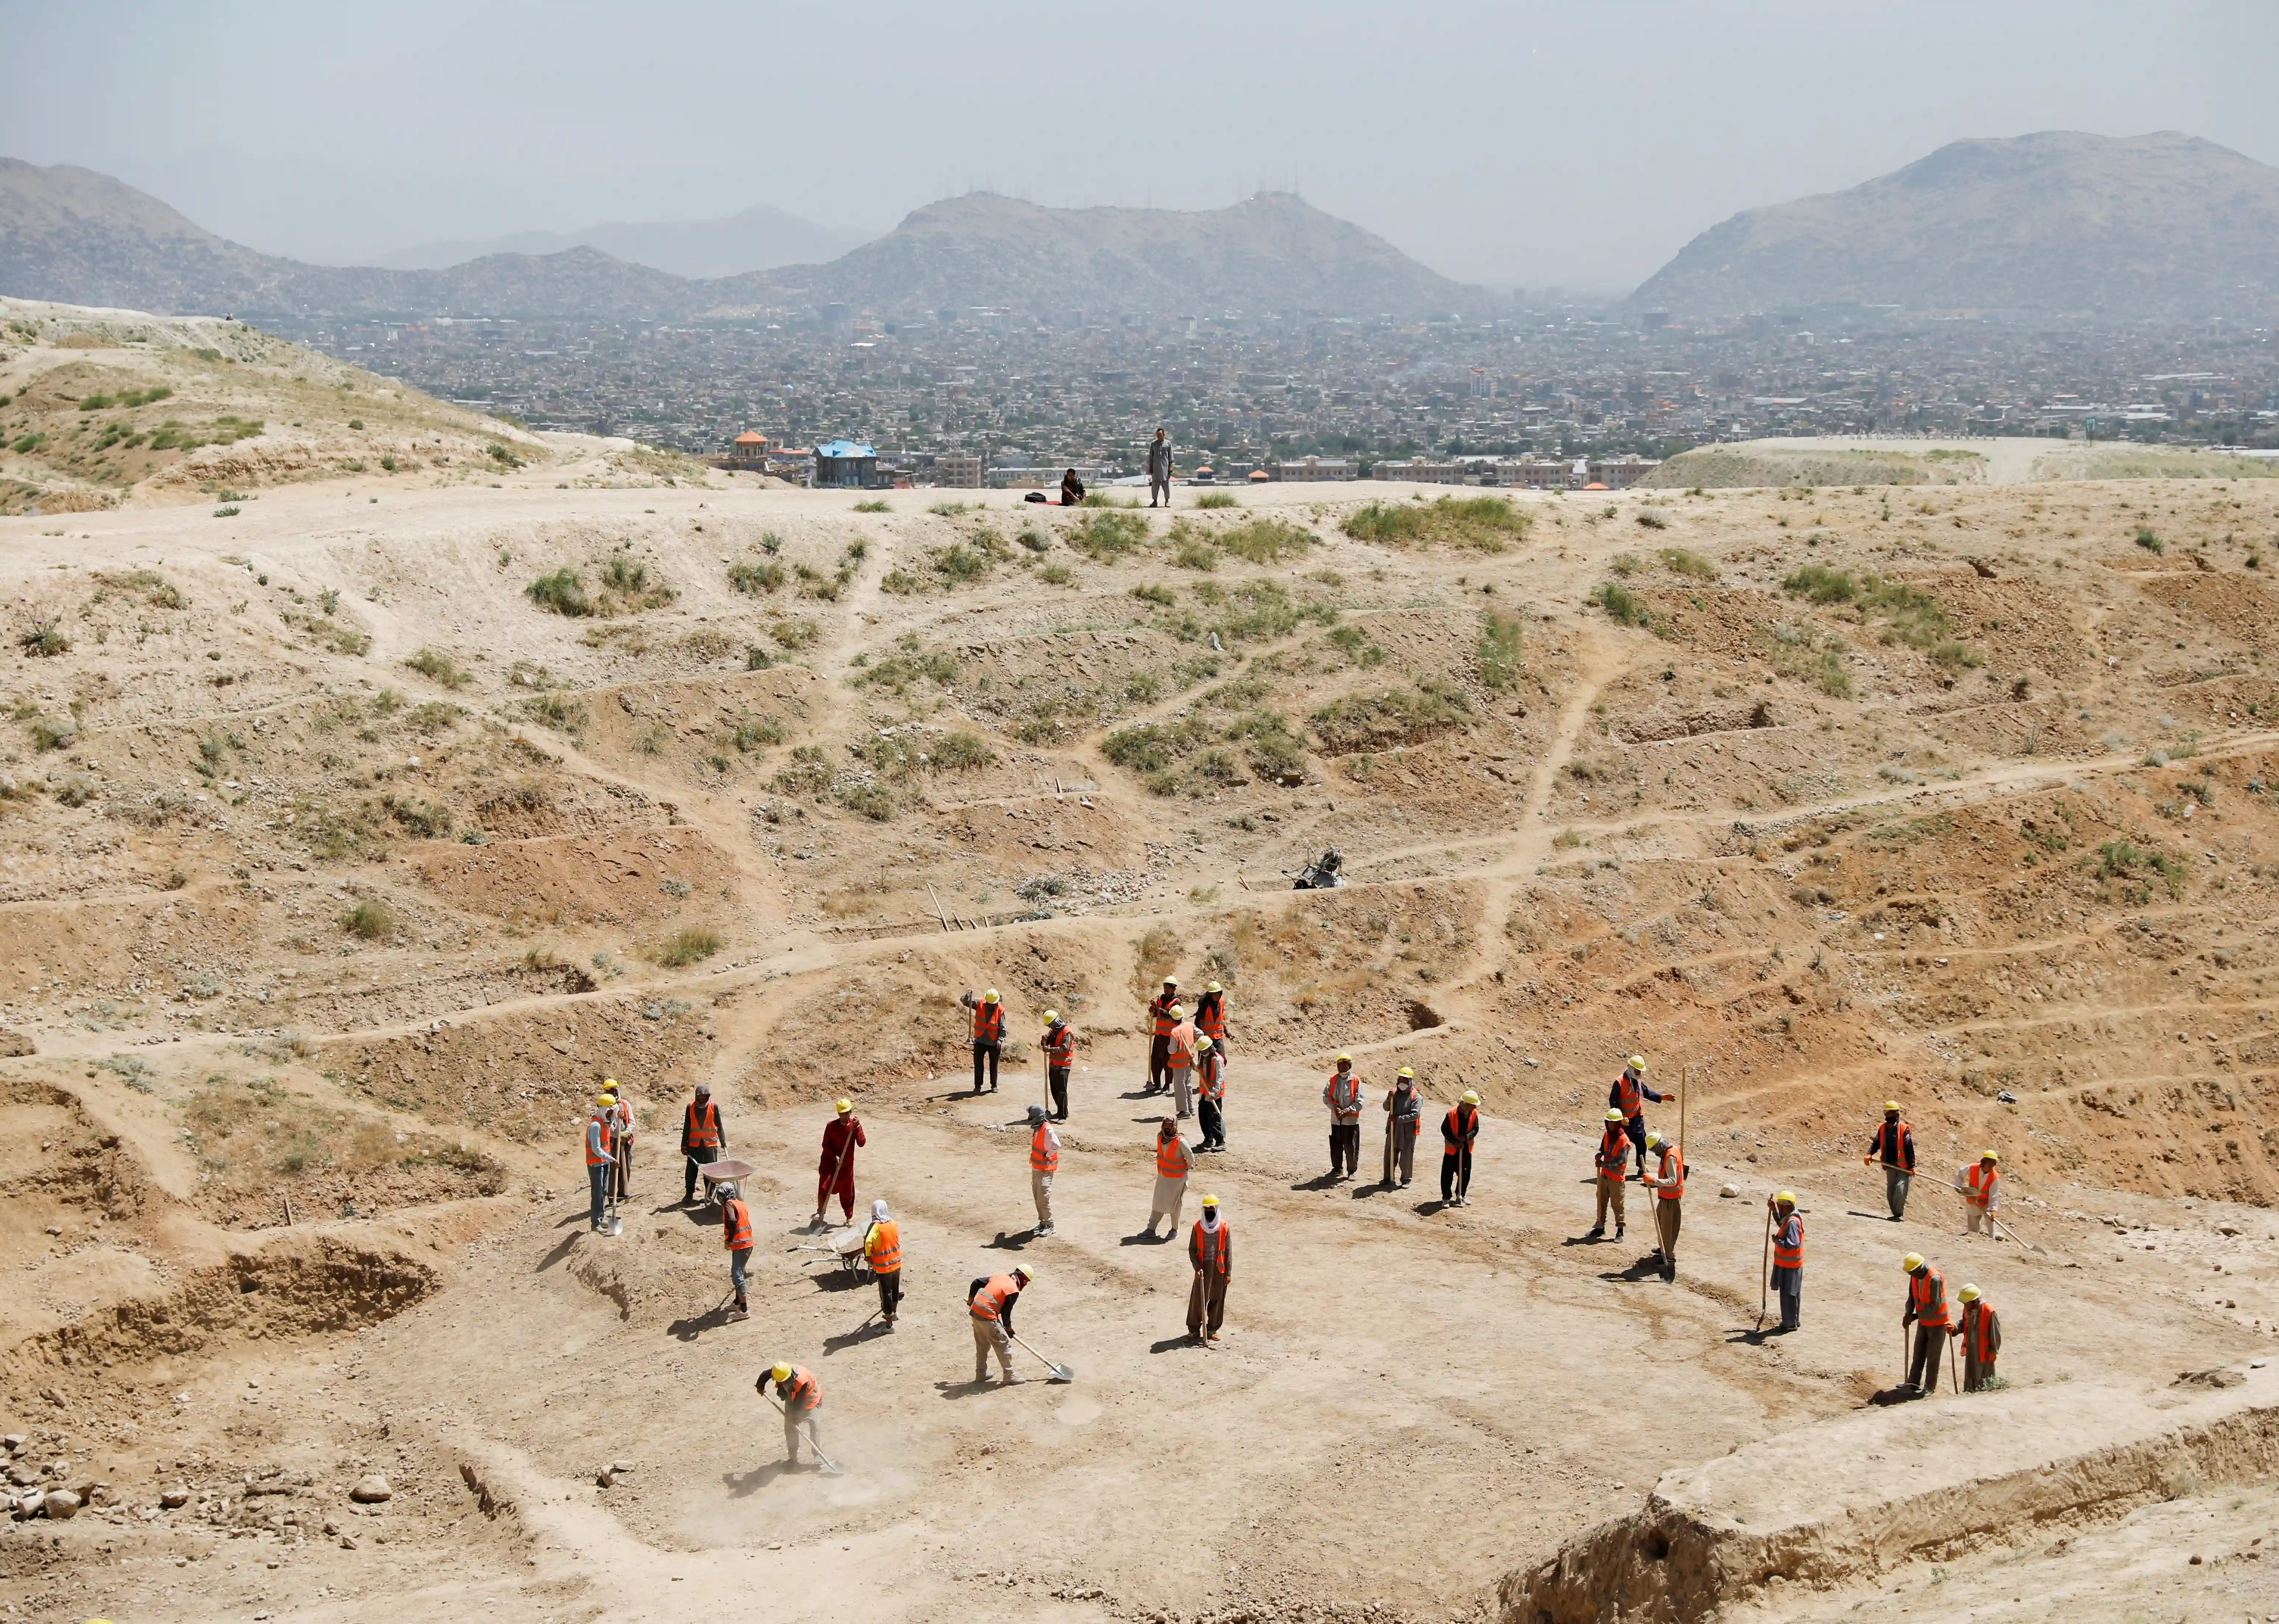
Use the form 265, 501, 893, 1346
5, 1, 2276, 289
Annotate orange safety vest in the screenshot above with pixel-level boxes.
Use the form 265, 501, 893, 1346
684, 1098, 722, 1150
1030, 1123, 1059, 1174
722, 1196, 753, 1251
585, 1114, 613, 1167
1872, 1118, 1914, 1169
1191, 1218, 1231, 1276
1595, 1122, 1628, 1178
1326, 1071, 1361, 1120
1908, 1266, 1950, 1329
1196, 992, 1226, 1041
970, 1274, 1018, 1320
1653, 1144, 1684, 1200
1166, 1023, 1195, 1070
1964, 1163, 1999, 1210
1150, 995, 1179, 1039
1962, 1300, 1998, 1364
973, 1002, 1006, 1043
1614, 1073, 1643, 1119
1772, 1213, 1803, 1270
1156, 1134, 1192, 1179
781, 1365, 820, 1411
1198, 1050, 1225, 1101
864, 1220, 901, 1274
1444, 1106, 1479, 1153
1043, 1022, 1074, 1066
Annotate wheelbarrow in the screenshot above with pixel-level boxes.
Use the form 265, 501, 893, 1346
795, 1225, 872, 1280
697, 1158, 756, 1211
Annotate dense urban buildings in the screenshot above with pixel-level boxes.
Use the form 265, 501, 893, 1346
262, 302, 2279, 484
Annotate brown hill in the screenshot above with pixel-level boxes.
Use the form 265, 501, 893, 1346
1, 160, 1473, 320
1633, 130, 2279, 319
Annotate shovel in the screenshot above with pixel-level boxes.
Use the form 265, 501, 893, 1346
1012, 1332, 1075, 1383
763, 1393, 845, 1477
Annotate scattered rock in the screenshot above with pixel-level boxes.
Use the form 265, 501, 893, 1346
42, 1489, 81, 1520
0, 1029, 32, 1057
339, 1534, 358, 1550
0, 1435, 21, 1453
349, 1474, 393, 1504
1719, 1184, 1739, 1199
161, 1487, 190, 1509
2173, 1368, 2245, 1390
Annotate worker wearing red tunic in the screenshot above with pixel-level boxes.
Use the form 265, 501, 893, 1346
812, 1100, 865, 1225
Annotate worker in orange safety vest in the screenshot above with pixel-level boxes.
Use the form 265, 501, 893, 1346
1440, 1091, 1481, 1206
1586, 1108, 1628, 1241
761, 1361, 823, 1466
863, 1198, 902, 1329
1143, 1116, 1192, 1240
680, 1082, 727, 1206
1187, 1195, 1232, 1343
1901, 1252, 1951, 1397
1957, 1150, 2002, 1238
963, 988, 1007, 1095
1767, 1190, 1803, 1332
721, 1179, 755, 1318
1041, 1009, 1076, 1122
1951, 1284, 2001, 1391
966, 1264, 1033, 1385
1146, 976, 1181, 1095
584, 1094, 615, 1233
1165, 1004, 1197, 1120
1641, 1130, 1684, 1280
1195, 1036, 1227, 1151
1026, 1102, 1061, 1238
1194, 981, 1230, 1059
1323, 1054, 1365, 1179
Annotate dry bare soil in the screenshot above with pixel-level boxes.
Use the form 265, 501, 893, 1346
4, 309, 2279, 1624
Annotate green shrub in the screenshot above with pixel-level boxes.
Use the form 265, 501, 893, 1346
1039, 563, 1074, 586
1194, 492, 1239, 509
836, 781, 896, 821
1342, 495, 1528, 552
880, 569, 923, 594
1017, 526, 1051, 553
1132, 583, 1176, 607
656, 926, 724, 966
1102, 717, 1214, 773
1783, 564, 1857, 603
521, 692, 588, 735
730, 715, 786, 751
1635, 509, 1670, 530
728, 559, 783, 595
340, 899, 397, 940
927, 500, 968, 516
1659, 547, 1717, 580
19, 621, 69, 657
1310, 682, 1473, 753
405, 647, 469, 688
1592, 581, 1653, 627
931, 730, 996, 769
852, 643, 958, 697
1213, 516, 1316, 564
383, 795, 453, 839
1477, 610, 1526, 689
1070, 509, 1151, 562
487, 443, 522, 468
2135, 526, 2164, 555
853, 498, 891, 513
1172, 534, 1219, 570
770, 618, 820, 650
526, 568, 592, 616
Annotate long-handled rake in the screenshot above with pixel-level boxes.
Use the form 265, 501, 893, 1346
1011, 1332, 1075, 1382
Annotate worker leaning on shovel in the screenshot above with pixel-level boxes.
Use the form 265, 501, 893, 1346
761, 1360, 823, 1468
967, 1263, 1034, 1385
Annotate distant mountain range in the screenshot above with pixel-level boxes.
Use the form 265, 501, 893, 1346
1633, 131, 2279, 320
372, 204, 872, 279
0, 158, 1478, 321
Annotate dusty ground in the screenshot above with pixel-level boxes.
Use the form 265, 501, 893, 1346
3, 311, 2279, 1623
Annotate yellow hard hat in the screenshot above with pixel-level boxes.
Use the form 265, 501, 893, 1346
1043, 1009, 1059, 1024
1958, 1284, 1981, 1304
1397, 1066, 1414, 1080
1012, 1263, 1035, 1282
1775, 1190, 1796, 1206
1461, 1090, 1480, 1105
1902, 1252, 1925, 1272
1201, 1194, 1219, 1207
835, 1098, 853, 1114
984, 988, 999, 1003
1980, 1150, 1999, 1162
770, 1361, 792, 1381
1627, 1054, 1646, 1071
1605, 1108, 1624, 1122
1335, 1052, 1351, 1064
1644, 1131, 1662, 1149
1170, 1004, 1185, 1018
1195, 1035, 1213, 1051
595, 1095, 615, 1108
1163, 975, 1178, 986
1883, 1100, 1900, 1112
1207, 981, 1222, 993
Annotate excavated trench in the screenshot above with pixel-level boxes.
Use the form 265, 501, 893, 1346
5, 1234, 438, 1398
1502, 1372, 2279, 1624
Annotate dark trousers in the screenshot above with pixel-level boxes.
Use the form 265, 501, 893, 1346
684, 1149, 719, 1203
587, 1163, 609, 1230
1148, 1034, 1170, 1091
1909, 1323, 1946, 1393
1440, 1149, 1473, 1202
972, 1040, 1001, 1093
730, 1246, 750, 1303
1198, 1096, 1224, 1149
1622, 1115, 1648, 1168
1772, 1265, 1801, 1330
876, 1269, 902, 1321
1329, 1122, 1361, 1176
1048, 1066, 1070, 1120
1883, 1164, 1912, 1219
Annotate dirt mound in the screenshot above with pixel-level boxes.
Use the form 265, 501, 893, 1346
2136, 569, 2279, 645
6, 1234, 438, 1395
1505, 1368, 2279, 1624
416, 827, 741, 927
